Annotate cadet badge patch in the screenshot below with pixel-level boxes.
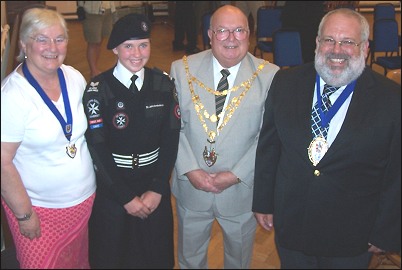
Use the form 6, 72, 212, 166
116, 101, 125, 110
113, 112, 129, 129
89, 118, 103, 129
87, 99, 100, 118
87, 81, 100, 92
174, 104, 181, 119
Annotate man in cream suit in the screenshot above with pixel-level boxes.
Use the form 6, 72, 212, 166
170, 5, 279, 269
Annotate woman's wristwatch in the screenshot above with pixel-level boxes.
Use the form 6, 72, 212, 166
16, 212, 32, 221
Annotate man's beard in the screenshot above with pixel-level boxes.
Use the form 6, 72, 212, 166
314, 49, 366, 87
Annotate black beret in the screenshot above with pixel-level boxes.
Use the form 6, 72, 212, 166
107, 13, 151, 49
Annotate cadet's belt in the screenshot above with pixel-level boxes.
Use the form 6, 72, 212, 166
112, 148, 159, 169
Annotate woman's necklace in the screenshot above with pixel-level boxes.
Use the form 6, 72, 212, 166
183, 55, 268, 166
22, 63, 76, 158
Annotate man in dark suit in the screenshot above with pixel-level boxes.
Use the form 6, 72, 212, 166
252, 8, 401, 269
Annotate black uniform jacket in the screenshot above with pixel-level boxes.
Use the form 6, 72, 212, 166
253, 63, 401, 257
83, 67, 181, 205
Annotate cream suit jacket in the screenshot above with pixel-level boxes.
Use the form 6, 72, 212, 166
170, 50, 279, 216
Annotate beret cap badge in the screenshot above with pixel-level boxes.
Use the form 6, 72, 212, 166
141, 21, 148, 32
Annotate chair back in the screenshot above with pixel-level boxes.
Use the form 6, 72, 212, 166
367, 4, 397, 65
371, 18, 401, 74
374, 3, 395, 21
256, 6, 282, 41
273, 28, 303, 68
373, 19, 399, 53
253, 6, 282, 57
201, 12, 212, 50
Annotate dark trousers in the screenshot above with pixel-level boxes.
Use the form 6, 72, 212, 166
276, 244, 373, 269
173, 2, 197, 50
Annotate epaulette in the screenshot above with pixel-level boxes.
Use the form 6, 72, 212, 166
153, 67, 175, 82
152, 67, 177, 102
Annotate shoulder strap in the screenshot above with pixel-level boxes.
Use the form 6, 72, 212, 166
151, 67, 175, 92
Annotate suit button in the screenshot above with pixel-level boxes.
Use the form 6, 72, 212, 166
314, 170, 320, 176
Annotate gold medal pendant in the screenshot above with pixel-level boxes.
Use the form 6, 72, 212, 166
308, 136, 328, 166
203, 139, 217, 167
66, 144, 77, 159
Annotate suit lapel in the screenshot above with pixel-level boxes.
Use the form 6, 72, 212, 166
292, 66, 318, 165
318, 68, 376, 163
191, 54, 217, 138
297, 68, 317, 140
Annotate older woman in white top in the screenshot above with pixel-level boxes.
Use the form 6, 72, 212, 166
1, 7, 96, 268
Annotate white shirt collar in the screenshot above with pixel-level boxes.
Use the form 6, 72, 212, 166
113, 61, 145, 90
212, 57, 241, 89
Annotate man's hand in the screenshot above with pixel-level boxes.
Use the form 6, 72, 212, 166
254, 213, 274, 231
209, 171, 239, 193
186, 169, 221, 193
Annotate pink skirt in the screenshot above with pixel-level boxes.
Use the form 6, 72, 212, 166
2, 193, 95, 269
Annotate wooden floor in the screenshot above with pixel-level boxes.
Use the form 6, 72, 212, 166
2, 10, 400, 269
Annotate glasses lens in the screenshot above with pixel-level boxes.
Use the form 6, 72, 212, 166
234, 29, 247, 40
341, 40, 355, 47
216, 30, 228, 40
215, 29, 247, 41
320, 38, 358, 48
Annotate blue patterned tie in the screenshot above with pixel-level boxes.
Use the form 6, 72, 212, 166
311, 84, 339, 139
215, 69, 230, 122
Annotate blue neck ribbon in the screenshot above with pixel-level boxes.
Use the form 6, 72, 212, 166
315, 74, 356, 129
22, 62, 73, 142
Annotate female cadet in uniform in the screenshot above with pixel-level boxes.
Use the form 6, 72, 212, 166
83, 13, 181, 269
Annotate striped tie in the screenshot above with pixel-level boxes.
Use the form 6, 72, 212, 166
215, 69, 230, 122
311, 84, 339, 139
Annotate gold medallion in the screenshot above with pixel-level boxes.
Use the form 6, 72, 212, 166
203, 145, 217, 167
66, 144, 77, 159
308, 136, 328, 166
183, 56, 269, 167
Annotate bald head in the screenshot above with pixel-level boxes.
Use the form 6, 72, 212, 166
211, 5, 248, 30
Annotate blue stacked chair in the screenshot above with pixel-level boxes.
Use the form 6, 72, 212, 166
374, 3, 396, 21
253, 6, 282, 58
273, 28, 303, 69
371, 18, 401, 75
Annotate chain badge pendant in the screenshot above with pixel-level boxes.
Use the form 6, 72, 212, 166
66, 144, 77, 159
308, 136, 328, 166
203, 139, 217, 167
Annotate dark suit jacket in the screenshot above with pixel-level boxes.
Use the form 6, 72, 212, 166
252, 63, 401, 256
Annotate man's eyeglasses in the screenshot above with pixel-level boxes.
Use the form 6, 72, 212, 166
211, 28, 249, 41
318, 38, 362, 48
30, 36, 68, 46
